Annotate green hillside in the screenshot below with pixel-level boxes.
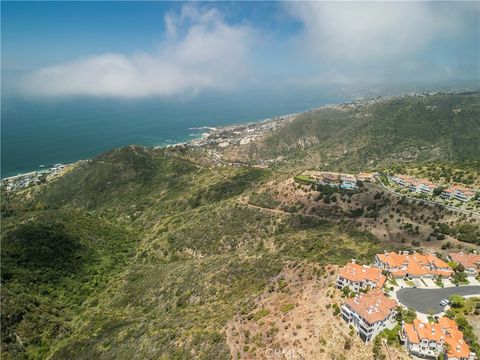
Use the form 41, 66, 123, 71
2, 146, 383, 359
2, 93, 479, 359
232, 92, 480, 171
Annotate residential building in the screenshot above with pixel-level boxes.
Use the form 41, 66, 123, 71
374, 251, 453, 279
441, 186, 476, 202
448, 252, 480, 276
340, 175, 357, 190
390, 174, 416, 188
341, 289, 397, 343
401, 317, 475, 360
336, 260, 386, 292
321, 172, 340, 187
441, 187, 456, 199
415, 179, 436, 194
356, 173, 375, 182
453, 187, 476, 202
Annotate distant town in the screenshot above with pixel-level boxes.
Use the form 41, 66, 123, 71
1, 162, 77, 193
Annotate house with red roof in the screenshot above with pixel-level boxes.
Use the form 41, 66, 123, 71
448, 252, 480, 276
441, 186, 476, 202
374, 251, 453, 279
336, 260, 386, 292
341, 289, 397, 343
415, 179, 437, 194
401, 317, 475, 360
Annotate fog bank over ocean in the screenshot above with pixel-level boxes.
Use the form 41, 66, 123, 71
1, 88, 347, 178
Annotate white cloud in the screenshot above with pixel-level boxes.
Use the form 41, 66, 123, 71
287, 2, 474, 64
286, 1, 479, 82
21, 5, 254, 98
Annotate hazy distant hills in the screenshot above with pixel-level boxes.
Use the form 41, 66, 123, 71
223, 92, 480, 171
1, 92, 479, 360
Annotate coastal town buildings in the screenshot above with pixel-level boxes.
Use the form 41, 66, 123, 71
341, 289, 397, 343
374, 251, 453, 279
448, 252, 480, 276
336, 261, 386, 292
401, 317, 475, 360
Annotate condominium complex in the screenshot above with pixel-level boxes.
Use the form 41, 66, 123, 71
375, 251, 453, 279
401, 317, 475, 360
341, 289, 397, 343
336, 260, 386, 292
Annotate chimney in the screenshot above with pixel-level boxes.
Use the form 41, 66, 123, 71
351, 259, 356, 264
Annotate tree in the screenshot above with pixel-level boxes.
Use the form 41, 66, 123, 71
433, 187, 444, 197
449, 295, 465, 308
403, 308, 417, 323
395, 306, 417, 323
454, 263, 465, 273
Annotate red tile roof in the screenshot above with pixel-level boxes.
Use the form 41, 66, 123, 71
449, 252, 480, 270
403, 318, 472, 359
376, 252, 452, 277
338, 262, 386, 288
344, 289, 397, 324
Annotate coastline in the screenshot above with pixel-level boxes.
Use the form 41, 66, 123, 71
1, 108, 305, 183
2, 89, 460, 183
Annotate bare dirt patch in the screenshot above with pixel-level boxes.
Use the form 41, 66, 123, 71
225, 263, 410, 360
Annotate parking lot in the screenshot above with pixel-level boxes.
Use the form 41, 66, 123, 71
397, 286, 480, 314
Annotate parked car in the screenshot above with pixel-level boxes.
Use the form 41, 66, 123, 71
440, 299, 449, 306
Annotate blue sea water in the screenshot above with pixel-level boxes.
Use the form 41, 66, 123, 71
1, 89, 347, 178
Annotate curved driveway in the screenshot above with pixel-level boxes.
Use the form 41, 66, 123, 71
397, 286, 480, 314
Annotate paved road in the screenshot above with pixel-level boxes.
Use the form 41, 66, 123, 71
397, 286, 480, 314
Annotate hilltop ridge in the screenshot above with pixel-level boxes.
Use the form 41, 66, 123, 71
1, 92, 480, 360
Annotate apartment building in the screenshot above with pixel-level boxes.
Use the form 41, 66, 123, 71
341, 289, 397, 343
336, 261, 386, 292
374, 251, 453, 279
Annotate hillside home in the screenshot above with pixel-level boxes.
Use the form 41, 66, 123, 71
441, 187, 456, 199
401, 317, 475, 360
340, 175, 357, 190
441, 186, 476, 202
374, 251, 453, 279
356, 173, 376, 182
311, 172, 340, 187
336, 260, 386, 292
448, 252, 480, 276
415, 179, 436, 194
390, 174, 416, 190
453, 187, 476, 202
341, 289, 397, 343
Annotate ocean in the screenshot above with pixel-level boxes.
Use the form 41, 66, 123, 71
1, 89, 347, 178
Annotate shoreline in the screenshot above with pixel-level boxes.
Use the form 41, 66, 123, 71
2, 89, 472, 182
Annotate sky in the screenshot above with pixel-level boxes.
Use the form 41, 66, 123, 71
2, 1, 479, 99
